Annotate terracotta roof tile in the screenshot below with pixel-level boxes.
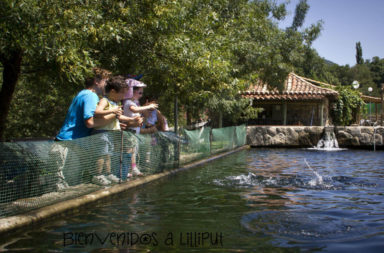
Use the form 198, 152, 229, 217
242, 72, 338, 101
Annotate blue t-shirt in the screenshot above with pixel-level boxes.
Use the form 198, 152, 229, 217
56, 89, 99, 140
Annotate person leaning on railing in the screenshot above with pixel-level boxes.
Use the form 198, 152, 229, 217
122, 79, 158, 177
49, 68, 143, 190
140, 99, 169, 134
139, 96, 171, 171
92, 75, 140, 186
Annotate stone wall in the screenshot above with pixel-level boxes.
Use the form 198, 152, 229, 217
247, 126, 384, 149
335, 126, 384, 148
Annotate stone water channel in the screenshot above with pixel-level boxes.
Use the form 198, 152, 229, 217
1, 147, 383, 252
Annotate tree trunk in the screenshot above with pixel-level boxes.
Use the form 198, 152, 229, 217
218, 111, 223, 128
0, 51, 22, 140
186, 106, 192, 126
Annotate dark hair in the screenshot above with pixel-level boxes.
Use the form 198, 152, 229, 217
133, 86, 141, 92
144, 96, 157, 102
105, 75, 127, 93
85, 77, 95, 88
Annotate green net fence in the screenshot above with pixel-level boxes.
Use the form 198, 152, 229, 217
211, 126, 235, 154
235, 124, 247, 147
180, 127, 211, 164
0, 125, 246, 218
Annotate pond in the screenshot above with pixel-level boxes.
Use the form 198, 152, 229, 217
1, 148, 384, 252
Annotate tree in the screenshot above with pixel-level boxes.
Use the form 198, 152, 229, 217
283, 0, 332, 83
289, 0, 309, 31
328, 64, 353, 86
349, 64, 377, 96
97, 0, 297, 127
0, 0, 131, 140
355, 41, 363, 65
367, 56, 384, 89
1, 0, 320, 139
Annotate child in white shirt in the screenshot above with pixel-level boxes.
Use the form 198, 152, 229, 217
123, 79, 158, 177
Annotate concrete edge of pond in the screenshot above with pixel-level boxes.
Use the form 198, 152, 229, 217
0, 145, 250, 235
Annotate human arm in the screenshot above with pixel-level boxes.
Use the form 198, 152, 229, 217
84, 114, 116, 128
129, 103, 158, 113
140, 125, 158, 134
94, 98, 122, 117
155, 110, 167, 132
83, 93, 116, 129
118, 115, 144, 128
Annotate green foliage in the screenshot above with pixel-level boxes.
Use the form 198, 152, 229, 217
4, 0, 381, 138
367, 56, 384, 89
356, 41, 363, 65
205, 91, 263, 127
331, 86, 365, 126
4, 75, 78, 139
327, 64, 353, 85
349, 64, 378, 96
327, 60, 380, 97
1, 0, 107, 81
1, 0, 133, 139
290, 0, 309, 31
72, 0, 299, 128
294, 47, 340, 85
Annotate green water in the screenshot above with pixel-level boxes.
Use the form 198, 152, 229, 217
1, 148, 384, 252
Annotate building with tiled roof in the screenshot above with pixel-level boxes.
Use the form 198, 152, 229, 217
298, 75, 383, 124
243, 72, 338, 101
241, 72, 339, 126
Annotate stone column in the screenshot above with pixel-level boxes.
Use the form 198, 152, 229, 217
283, 102, 287, 125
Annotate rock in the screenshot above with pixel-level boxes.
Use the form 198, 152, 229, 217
247, 127, 264, 146
348, 127, 361, 136
336, 131, 352, 146
361, 127, 374, 135
351, 137, 360, 146
359, 133, 372, 145
264, 134, 273, 146
266, 127, 276, 136
298, 131, 312, 146
373, 134, 383, 145
271, 133, 285, 146
246, 126, 384, 148
285, 128, 299, 145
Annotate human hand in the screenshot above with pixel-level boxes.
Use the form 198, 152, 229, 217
112, 106, 123, 115
133, 115, 144, 127
148, 103, 158, 111
119, 122, 127, 130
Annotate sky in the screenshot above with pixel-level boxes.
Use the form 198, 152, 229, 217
276, 0, 384, 66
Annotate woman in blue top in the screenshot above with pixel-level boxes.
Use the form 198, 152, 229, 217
51, 69, 142, 190
56, 68, 114, 140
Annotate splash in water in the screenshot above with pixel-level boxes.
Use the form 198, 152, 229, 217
304, 158, 325, 186
308, 127, 346, 151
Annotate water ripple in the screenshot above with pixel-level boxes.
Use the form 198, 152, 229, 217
241, 210, 384, 243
